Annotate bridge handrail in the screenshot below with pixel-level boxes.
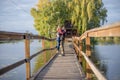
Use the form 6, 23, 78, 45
80, 22, 120, 40
0, 31, 56, 41
72, 22, 120, 80
0, 31, 56, 80
0, 47, 56, 75
73, 43, 107, 80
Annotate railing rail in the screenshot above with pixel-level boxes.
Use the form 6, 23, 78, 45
0, 47, 56, 75
0, 31, 56, 80
0, 31, 56, 40
73, 43, 106, 80
72, 22, 120, 80
80, 22, 120, 40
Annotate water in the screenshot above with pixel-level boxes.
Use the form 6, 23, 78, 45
0, 40, 42, 80
93, 44, 120, 80
1, 40, 120, 80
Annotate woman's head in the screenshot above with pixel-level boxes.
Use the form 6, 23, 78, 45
58, 25, 62, 29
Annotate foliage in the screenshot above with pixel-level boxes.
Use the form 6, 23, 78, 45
95, 37, 120, 45
31, 0, 107, 36
32, 40, 56, 74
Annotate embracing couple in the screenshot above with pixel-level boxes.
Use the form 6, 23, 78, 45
56, 25, 66, 56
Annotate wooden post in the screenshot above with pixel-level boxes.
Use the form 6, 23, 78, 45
25, 33, 31, 80
76, 39, 79, 57
79, 40, 82, 64
74, 38, 77, 55
74, 38, 78, 56
50, 42, 53, 57
42, 39, 46, 64
86, 36, 91, 80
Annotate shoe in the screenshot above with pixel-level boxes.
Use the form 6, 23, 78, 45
56, 51, 59, 53
58, 54, 62, 56
62, 54, 65, 56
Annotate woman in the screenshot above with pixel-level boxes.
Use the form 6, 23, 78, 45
56, 26, 63, 53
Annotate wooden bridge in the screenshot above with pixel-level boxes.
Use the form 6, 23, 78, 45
0, 22, 120, 80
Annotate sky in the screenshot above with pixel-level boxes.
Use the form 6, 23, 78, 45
0, 0, 38, 34
0, 0, 120, 34
102, 0, 120, 25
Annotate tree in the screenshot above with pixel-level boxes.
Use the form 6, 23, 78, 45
31, 0, 107, 36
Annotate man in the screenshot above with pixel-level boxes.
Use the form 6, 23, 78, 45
60, 26, 66, 56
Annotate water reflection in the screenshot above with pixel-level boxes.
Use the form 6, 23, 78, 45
0, 64, 26, 80
31, 54, 45, 74
95, 37, 120, 45
31, 41, 56, 75
92, 43, 120, 80
0, 40, 42, 80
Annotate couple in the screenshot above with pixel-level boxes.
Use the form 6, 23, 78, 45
56, 26, 66, 56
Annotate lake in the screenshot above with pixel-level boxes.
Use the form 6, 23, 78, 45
80, 37, 120, 80
93, 44, 120, 80
0, 40, 42, 80
0, 40, 120, 80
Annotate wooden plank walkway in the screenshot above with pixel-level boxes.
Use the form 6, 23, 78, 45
34, 42, 85, 80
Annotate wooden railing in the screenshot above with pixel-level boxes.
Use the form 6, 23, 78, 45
0, 31, 56, 80
72, 22, 120, 80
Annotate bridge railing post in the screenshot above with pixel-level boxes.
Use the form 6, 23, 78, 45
86, 36, 91, 80
75, 38, 79, 59
50, 42, 53, 57
74, 37, 79, 57
79, 39, 82, 65
24, 33, 31, 80
42, 39, 47, 64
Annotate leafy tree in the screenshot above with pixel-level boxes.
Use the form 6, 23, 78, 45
31, 0, 107, 36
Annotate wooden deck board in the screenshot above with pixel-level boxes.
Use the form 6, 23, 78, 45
34, 42, 84, 80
